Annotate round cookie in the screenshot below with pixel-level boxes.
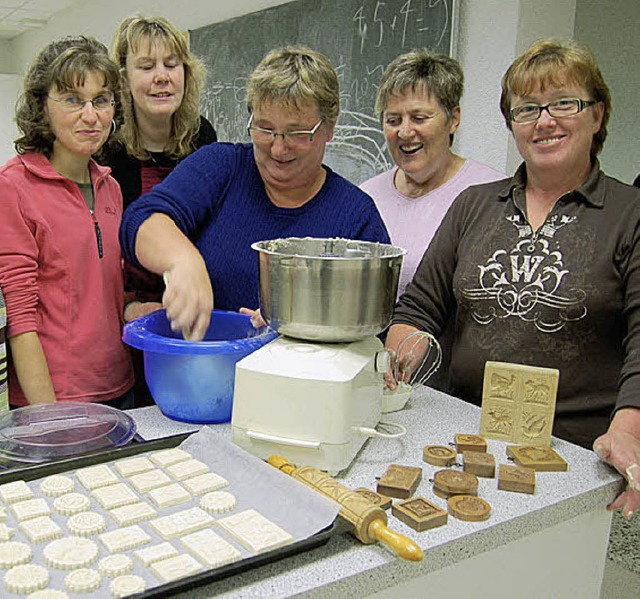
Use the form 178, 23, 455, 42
40, 475, 75, 497
0, 541, 32, 568
44, 536, 98, 570
67, 512, 106, 537
53, 493, 91, 516
64, 568, 101, 593
200, 491, 237, 514
110, 574, 146, 598
98, 554, 132, 578
4, 564, 48, 594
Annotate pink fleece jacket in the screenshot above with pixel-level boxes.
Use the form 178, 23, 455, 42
0, 153, 133, 405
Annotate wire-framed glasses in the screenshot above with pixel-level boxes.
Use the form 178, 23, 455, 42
48, 93, 116, 113
247, 114, 324, 147
510, 98, 596, 123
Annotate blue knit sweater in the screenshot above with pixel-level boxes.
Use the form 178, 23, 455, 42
120, 142, 390, 311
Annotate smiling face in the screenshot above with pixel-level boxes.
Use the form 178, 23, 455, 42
125, 39, 185, 121
382, 89, 460, 191
46, 70, 115, 165
251, 100, 334, 203
510, 81, 603, 179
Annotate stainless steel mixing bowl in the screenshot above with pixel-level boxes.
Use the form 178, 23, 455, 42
252, 238, 405, 342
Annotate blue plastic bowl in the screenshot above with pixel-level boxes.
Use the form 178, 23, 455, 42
122, 310, 278, 424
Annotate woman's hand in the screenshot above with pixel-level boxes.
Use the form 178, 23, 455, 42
384, 323, 430, 390
123, 301, 163, 323
239, 307, 267, 329
162, 258, 213, 342
593, 407, 640, 519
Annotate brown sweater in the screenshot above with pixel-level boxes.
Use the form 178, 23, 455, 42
394, 161, 640, 447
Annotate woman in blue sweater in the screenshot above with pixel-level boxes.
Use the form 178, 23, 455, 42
120, 46, 389, 341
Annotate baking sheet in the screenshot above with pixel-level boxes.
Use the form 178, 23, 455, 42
0, 428, 340, 598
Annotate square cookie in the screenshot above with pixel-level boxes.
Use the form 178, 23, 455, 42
217, 509, 292, 554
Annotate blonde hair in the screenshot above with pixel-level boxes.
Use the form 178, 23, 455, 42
500, 38, 610, 157
247, 46, 339, 125
111, 14, 205, 160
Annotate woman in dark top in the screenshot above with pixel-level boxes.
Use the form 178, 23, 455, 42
103, 15, 216, 405
104, 15, 217, 320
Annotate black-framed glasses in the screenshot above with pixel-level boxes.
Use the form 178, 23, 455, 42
48, 94, 116, 113
247, 114, 324, 147
510, 98, 596, 124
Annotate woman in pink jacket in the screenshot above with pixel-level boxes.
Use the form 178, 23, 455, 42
0, 36, 133, 408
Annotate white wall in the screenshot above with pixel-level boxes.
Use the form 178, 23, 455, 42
0, 75, 20, 163
575, 0, 640, 184
11, 0, 293, 72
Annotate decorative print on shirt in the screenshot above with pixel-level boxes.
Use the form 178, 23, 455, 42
461, 213, 586, 333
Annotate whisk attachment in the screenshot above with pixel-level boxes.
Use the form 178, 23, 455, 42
395, 330, 442, 387
382, 331, 442, 413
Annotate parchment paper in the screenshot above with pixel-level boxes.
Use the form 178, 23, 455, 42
1, 428, 340, 598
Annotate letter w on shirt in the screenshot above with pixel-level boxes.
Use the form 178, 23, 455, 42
510, 255, 544, 283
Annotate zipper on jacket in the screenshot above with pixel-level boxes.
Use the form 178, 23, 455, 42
91, 213, 103, 259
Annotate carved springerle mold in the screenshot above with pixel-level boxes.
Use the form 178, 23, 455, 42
391, 497, 447, 532
480, 361, 559, 445
455, 434, 487, 453
463, 451, 496, 478
376, 465, 422, 499
508, 445, 568, 472
497, 464, 536, 494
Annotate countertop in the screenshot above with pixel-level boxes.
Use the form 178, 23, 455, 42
128, 386, 623, 598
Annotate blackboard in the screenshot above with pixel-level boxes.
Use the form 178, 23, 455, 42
191, 0, 457, 184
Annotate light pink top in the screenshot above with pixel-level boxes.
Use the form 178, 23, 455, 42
361, 158, 504, 296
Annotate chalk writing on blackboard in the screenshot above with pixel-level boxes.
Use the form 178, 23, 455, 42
192, 0, 456, 184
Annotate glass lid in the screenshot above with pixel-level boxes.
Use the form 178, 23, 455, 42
0, 402, 136, 466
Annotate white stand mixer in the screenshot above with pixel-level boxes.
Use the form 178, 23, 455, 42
231, 238, 407, 474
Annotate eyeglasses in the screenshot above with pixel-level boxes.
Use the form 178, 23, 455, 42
48, 94, 116, 113
510, 98, 596, 124
247, 114, 324, 147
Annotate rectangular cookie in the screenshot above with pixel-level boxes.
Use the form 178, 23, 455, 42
93, 483, 139, 510
148, 483, 192, 509
149, 448, 192, 468
180, 528, 243, 567
76, 464, 119, 490
150, 553, 203, 583
217, 509, 293, 554
165, 459, 209, 481
11, 498, 50, 521
109, 502, 157, 526
99, 524, 151, 552
182, 472, 229, 496
134, 542, 179, 567
129, 470, 173, 493
149, 507, 215, 540
114, 456, 155, 478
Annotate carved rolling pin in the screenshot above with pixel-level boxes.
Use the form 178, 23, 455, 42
268, 455, 423, 562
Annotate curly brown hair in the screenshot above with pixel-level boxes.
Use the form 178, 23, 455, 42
111, 14, 206, 161
14, 36, 121, 159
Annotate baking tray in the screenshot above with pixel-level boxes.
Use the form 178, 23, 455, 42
0, 432, 338, 598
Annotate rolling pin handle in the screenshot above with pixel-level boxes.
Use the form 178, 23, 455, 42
368, 519, 424, 562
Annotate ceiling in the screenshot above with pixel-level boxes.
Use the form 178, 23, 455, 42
0, 0, 79, 40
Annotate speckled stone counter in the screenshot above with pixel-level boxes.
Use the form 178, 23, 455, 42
129, 386, 623, 599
